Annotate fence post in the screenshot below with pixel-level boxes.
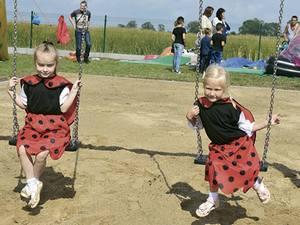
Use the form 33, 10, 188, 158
30, 11, 33, 48
258, 23, 262, 60
103, 15, 107, 53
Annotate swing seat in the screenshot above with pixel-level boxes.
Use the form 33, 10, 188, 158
9, 136, 18, 146
194, 154, 209, 165
194, 155, 269, 171
260, 161, 269, 172
65, 140, 81, 151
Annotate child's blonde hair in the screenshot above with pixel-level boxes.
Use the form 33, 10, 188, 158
34, 40, 59, 74
203, 64, 236, 108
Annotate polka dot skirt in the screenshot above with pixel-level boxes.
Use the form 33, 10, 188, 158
17, 113, 70, 160
205, 135, 261, 194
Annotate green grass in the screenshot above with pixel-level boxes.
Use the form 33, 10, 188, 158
1, 55, 300, 90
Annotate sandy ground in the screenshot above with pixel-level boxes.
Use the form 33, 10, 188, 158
0, 73, 299, 225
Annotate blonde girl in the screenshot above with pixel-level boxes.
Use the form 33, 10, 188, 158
7, 40, 82, 209
186, 64, 280, 217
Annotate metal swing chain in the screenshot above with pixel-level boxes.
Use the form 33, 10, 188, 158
12, 0, 19, 140
70, 2, 87, 145
261, 0, 284, 165
194, 0, 204, 161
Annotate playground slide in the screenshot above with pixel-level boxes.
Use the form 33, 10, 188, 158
0, 0, 9, 60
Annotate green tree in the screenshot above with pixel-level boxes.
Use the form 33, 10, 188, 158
262, 22, 279, 36
141, 22, 155, 30
238, 18, 263, 35
118, 24, 125, 28
186, 21, 199, 33
158, 24, 165, 32
126, 20, 137, 28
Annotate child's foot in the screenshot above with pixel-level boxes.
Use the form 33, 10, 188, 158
21, 185, 31, 198
253, 177, 270, 204
195, 197, 219, 217
27, 181, 43, 209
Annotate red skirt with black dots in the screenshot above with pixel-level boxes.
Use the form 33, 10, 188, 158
204, 135, 261, 194
17, 113, 70, 160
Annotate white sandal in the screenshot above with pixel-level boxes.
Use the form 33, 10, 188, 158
253, 177, 270, 204
196, 197, 219, 217
27, 181, 43, 209
21, 185, 31, 199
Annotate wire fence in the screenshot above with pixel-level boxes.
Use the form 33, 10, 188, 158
6, 11, 243, 33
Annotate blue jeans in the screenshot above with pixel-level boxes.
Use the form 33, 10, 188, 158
211, 51, 222, 64
173, 43, 184, 71
75, 30, 91, 62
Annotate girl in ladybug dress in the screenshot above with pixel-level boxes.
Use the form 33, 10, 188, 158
186, 64, 280, 217
7, 40, 82, 209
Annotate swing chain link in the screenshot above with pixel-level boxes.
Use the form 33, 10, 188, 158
12, 0, 19, 139
195, 0, 204, 161
70, 2, 87, 146
262, 0, 284, 164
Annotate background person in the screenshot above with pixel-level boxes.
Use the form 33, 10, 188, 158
283, 15, 300, 42
200, 28, 212, 75
69, 1, 91, 63
171, 16, 186, 74
194, 6, 214, 48
212, 8, 230, 43
210, 23, 225, 64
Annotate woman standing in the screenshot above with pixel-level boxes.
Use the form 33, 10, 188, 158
213, 8, 230, 43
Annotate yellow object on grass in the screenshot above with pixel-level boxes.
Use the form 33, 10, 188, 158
0, 0, 9, 61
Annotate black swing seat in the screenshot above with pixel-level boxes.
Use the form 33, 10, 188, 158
260, 161, 269, 172
9, 136, 18, 146
194, 154, 209, 165
194, 154, 269, 172
65, 140, 82, 152
9, 136, 81, 152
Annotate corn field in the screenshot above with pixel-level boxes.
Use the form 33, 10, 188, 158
6, 22, 282, 60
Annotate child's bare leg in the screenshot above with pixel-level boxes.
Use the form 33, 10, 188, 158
19, 146, 34, 179
210, 186, 218, 193
33, 150, 49, 179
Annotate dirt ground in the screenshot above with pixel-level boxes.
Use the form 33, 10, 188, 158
0, 73, 299, 225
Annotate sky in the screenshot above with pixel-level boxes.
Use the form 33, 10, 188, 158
4, 0, 298, 31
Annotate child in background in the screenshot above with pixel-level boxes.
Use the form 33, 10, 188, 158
186, 64, 280, 217
210, 23, 225, 64
171, 16, 186, 74
200, 28, 212, 75
7, 40, 82, 209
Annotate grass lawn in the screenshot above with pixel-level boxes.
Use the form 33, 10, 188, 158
1, 54, 300, 90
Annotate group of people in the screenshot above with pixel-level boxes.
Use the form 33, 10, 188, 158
199, 7, 230, 74
7, 2, 281, 219
171, 6, 231, 75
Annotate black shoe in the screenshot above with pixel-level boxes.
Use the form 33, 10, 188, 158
84, 58, 90, 63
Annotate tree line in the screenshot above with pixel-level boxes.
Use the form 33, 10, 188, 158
118, 21, 165, 31
187, 18, 284, 36
119, 18, 293, 36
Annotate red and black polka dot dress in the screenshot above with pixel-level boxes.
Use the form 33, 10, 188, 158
17, 75, 77, 160
197, 97, 261, 194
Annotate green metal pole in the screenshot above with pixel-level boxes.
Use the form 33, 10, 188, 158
258, 23, 262, 60
30, 11, 33, 48
103, 15, 107, 53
